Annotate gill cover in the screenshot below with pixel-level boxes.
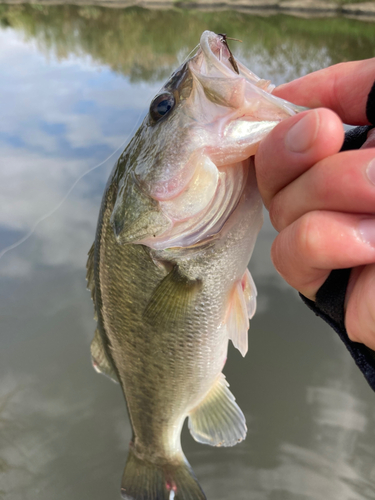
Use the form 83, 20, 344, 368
111, 173, 171, 244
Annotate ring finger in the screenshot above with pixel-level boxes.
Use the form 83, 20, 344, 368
269, 148, 375, 232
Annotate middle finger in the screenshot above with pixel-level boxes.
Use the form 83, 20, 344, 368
269, 148, 375, 232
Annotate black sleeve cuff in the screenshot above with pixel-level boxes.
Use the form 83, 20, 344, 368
298, 96, 375, 390
300, 270, 375, 392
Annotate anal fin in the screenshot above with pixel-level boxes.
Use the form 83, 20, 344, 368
188, 373, 247, 447
91, 329, 118, 383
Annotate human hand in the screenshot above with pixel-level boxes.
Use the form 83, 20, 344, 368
254, 59, 375, 349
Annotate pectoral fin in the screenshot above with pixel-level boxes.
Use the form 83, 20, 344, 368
226, 269, 257, 357
242, 268, 257, 320
188, 373, 247, 447
143, 266, 202, 329
226, 281, 249, 357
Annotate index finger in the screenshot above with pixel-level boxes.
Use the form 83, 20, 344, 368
273, 59, 375, 126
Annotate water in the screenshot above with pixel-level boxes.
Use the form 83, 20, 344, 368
0, 5, 375, 499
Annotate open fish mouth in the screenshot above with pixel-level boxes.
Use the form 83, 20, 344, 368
111, 31, 305, 251
197, 31, 273, 87
139, 33, 283, 251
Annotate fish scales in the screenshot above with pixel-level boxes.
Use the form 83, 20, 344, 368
96, 179, 249, 449
88, 31, 304, 500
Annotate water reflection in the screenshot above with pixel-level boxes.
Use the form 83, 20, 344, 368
1, 5, 375, 500
0, 4, 374, 83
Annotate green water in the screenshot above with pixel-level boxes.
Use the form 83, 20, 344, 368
0, 5, 374, 500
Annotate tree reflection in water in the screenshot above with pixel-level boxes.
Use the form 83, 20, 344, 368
0, 4, 374, 83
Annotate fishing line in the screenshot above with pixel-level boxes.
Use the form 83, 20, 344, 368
179, 43, 200, 65
0, 88, 157, 261
0, 45, 200, 261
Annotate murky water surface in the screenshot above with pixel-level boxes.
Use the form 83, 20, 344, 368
1, 5, 375, 499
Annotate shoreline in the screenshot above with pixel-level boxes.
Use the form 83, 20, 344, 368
0, 0, 374, 20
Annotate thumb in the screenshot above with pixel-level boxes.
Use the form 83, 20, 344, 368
254, 109, 344, 208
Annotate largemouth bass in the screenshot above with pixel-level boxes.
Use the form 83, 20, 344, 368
87, 31, 303, 500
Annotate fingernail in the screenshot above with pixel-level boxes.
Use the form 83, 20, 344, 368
285, 110, 319, 153
274, 83, 287, 93
358, 218, 375, 246
366, 158, 375, 184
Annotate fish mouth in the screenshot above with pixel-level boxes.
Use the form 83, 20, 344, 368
198, 31, 241, 78
189, 30, 303, 119
193, 30, 275, 93
123, 32, 305, 252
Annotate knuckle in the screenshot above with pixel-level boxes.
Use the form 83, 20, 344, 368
268, 196, 285, 232
270, 234, 285, 276
270, 231, 295, 281
294, 212, 323, 264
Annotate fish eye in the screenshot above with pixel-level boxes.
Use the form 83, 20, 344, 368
150, 93, 175, 122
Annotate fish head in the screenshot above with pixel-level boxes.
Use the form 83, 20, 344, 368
111, 31, 304, 250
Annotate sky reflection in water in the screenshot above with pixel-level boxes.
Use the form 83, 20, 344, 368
0, 6, 375, 499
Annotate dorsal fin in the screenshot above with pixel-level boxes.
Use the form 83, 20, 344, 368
86, 242, 97, 320
91, 329, 118, 383
86, 243, 96, 303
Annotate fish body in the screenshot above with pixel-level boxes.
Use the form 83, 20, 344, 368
87, 31, 303, 500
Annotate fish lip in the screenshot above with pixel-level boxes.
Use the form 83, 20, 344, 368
191, 30, 276, 96
198, 30, 238, 78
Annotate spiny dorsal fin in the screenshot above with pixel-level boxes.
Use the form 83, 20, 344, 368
91, 329, 118, 383
188, 373, 247, 447
86, 242, 96, 305
143, 266, 202, 329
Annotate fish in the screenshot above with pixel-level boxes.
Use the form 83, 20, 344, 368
86, 30, 303, 500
